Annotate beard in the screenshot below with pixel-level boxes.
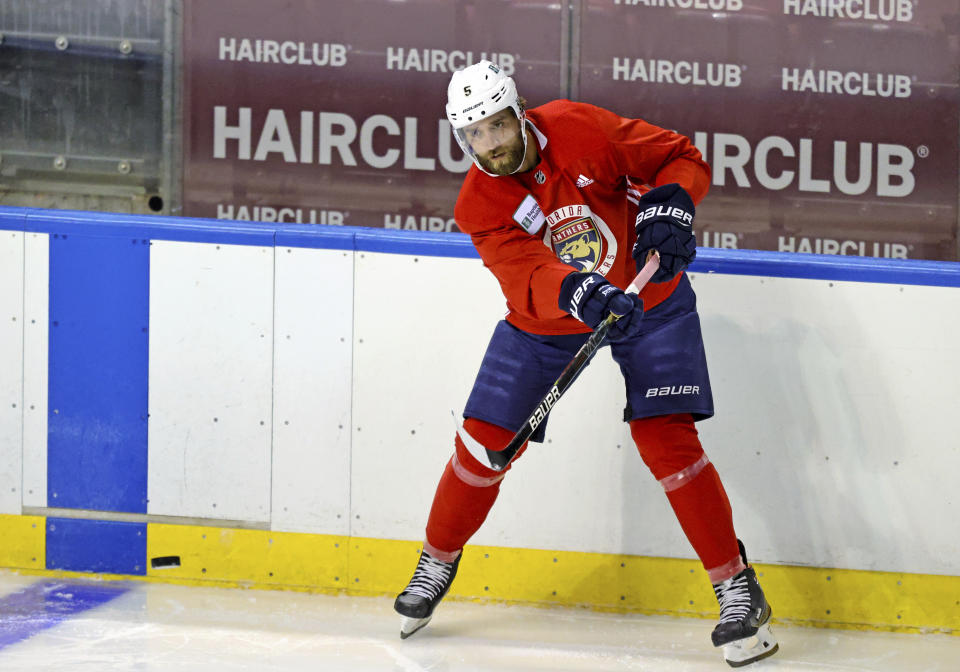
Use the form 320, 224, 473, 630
476, 135, 526, 176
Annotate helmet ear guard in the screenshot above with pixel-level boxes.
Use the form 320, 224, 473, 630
445, 60, 529, 176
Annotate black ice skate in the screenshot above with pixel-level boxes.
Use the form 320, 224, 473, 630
711, 541, 779, 667
394, 550, 461, 639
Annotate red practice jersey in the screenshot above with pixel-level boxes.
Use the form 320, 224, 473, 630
454, 100, 710, 335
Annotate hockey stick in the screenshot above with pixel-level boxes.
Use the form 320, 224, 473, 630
461, 251, 660, 472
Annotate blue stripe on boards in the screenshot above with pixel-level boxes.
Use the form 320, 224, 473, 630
275, 223, 357, 250
354, 228, 479, 259
47, 233, 149, 512
690, 248, 960, 288
8, 206, 960, 287
0, 580, 129, 651
46, 518, 146, 575
26, 208, 276, 246
0, 206, 28, 231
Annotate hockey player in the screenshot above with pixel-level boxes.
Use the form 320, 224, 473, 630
394, 60, 778, 667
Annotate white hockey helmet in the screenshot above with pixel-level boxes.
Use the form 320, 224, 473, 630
446, 60, 528, 175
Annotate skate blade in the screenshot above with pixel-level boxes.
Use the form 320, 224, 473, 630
399, 614, 432, 640
722, 623, 779, 667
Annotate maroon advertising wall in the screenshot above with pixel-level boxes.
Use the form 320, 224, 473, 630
182, 0, 564, 231
580, 0, 960, 260
183, 0, 960, 261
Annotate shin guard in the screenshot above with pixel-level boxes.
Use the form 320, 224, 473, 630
424, 418, 526, 556
630, 414, 743, 580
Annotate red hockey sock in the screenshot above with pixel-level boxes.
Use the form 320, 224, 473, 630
630, 414, 742, 581
424, 418, 524, 558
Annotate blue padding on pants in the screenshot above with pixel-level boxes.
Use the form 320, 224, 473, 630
610, 276, 714, 421
46, 518, 146, 575
47, 233, 149, 512
464, 321, 591, 443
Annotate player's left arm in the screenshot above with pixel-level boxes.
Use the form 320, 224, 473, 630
585, 103, 710, 202
586, 104, 709, 282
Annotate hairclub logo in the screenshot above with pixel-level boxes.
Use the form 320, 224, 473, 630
614, 0, 743, 10
212, 107, 473, 173
692, 131, 920, 198
385, 48, 516, 75
783, 0, 913, 22
612, 58, 742, 88
218, 38, 347, 66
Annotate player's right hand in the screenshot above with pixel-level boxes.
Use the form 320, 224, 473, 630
558, 272, 644, 341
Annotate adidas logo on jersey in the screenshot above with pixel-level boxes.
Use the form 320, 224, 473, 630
576, 174, 594, 188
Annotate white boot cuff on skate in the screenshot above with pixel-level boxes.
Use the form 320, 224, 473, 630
707, 553, 747, 584
422, 541, 462, 564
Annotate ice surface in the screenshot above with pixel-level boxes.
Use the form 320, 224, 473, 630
1, 571, 957, 671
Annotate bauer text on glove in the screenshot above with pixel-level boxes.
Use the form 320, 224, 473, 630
558, 272, 644, 341
632, 183, 697, 283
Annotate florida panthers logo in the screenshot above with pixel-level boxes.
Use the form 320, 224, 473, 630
555, 220, 601, 271
544, 205, 617, 275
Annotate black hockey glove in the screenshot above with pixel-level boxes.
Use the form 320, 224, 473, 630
558, 272, 644, 342
632, 183, 697, 283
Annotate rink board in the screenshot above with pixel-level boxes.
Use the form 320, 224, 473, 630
147, 239, 275, 523
0, 205, 959, 635
0, 231, 23, 515
22, 232, 49, 510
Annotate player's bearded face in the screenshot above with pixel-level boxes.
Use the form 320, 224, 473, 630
464, 110, 525, 176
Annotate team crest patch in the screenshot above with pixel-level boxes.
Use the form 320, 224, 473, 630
552, 217, 602, 272
543, 203, 618, 275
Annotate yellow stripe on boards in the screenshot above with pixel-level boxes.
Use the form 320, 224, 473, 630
145, 523, 348, 591
756, 563, 960, 634
0, 513, 45, 570
0, 515, 956, 635
347, 536, 423, 596
302, 537, 960, 634
450, 544, 716, 616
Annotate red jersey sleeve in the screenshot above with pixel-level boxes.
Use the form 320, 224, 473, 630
584, 103, 711, 205
456, 196, 573, 323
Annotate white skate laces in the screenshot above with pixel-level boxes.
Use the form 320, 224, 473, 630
714, 574, 753, 624
404, 554, 454, 601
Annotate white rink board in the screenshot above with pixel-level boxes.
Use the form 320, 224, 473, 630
147, 241, 274, 523
350, 254, 960, 575
350, 251, 502, 540
21, 233, 49, 509
271, 247, 353, 535
0, 231, 23, 514
690, 272, 960, 574
2, 211, 959, 578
